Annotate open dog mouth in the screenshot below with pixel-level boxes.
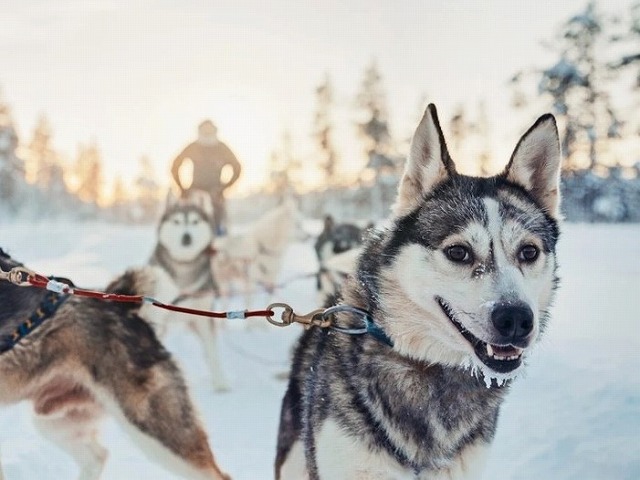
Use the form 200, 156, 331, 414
435, 297, 523, 374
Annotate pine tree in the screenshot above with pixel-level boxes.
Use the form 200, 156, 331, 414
355, 60, 392, 172
74, 140, 104, 205
610, 1, 640, 84
475, 102, 493, 176
134, 155, 161, 221
267, 131, 300, 196
0, 92, 25, 210
512, 2, 620, 171
27, 115, 69, 196
449, 105, 468, 157
111, 175, 129, 221
610, 1, 640, 136
355, 61, 395, 217
313, 73, 339, 186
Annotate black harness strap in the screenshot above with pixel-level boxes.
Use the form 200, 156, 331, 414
0, 291, 69, 355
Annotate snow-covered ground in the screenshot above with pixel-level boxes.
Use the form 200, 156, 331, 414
0, 221, 638, 479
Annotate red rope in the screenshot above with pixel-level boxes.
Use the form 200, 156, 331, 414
27, 274, 273, 320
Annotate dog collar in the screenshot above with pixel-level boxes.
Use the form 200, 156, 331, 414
325, 304, 394, 348
0, 291, 68, 355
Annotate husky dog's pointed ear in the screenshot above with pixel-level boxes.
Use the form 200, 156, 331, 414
322, 214, 334, 233
503, 114, 562, 219
393, 104, 456, 217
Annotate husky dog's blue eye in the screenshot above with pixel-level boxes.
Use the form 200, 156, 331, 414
445, 245, 472, 264
518, 244, 540, 263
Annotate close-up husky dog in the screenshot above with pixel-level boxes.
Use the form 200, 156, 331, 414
0, 250, 230, 480
275, 104, 562, 479
147, 190, 230, 392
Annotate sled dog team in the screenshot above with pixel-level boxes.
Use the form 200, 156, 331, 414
0, 104, 562, 479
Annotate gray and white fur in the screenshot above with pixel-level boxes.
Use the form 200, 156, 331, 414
0, 250, 230, 479
146, 191, 229, 392
275, 104, 562, 480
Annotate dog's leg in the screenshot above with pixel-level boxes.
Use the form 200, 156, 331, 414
275, 381, 307, 480
278, 441, 308, 480
427, 441, 488, 480
191, 319, 230, 392
32, 386, 108, 480
100, 359, 230, 480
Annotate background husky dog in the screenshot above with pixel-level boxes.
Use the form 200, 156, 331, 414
0, 250, 230, 480
212, 197, 304, 309
147, 190, 230, 392
275, 104, 562, 480
314, 215, 371, 298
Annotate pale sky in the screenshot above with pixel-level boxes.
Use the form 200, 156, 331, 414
0, 0, 632, 195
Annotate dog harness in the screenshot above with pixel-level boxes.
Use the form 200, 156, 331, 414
0, 291, 68, 355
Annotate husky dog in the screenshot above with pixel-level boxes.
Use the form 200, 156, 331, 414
147, 190, 229, 392
0, 250, 230, 480
275, 104, 562, 480
314, 215, 371, 297
212, 198, 303, 309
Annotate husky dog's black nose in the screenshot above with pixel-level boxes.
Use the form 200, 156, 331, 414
181, 233, 192, 246
491, 304, 534, 341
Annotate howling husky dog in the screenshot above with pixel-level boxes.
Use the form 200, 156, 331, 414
0, 250, 230, 480
275, 104, 562, 480
147, 190, 230, 392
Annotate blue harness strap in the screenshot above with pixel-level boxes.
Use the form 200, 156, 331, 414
0, 291, 69, 355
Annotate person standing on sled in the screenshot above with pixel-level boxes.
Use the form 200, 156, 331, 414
171, 119, 242, 235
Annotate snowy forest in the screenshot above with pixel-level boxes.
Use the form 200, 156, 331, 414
1, 2, 639, 480
1, 1, 640, 223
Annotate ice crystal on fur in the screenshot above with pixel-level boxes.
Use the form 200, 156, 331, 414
466, 360, 521, 388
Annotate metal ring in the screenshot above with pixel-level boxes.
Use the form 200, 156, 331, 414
265, 303, 293, 327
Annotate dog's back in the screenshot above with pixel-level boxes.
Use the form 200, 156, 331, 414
0, 254, 230, 479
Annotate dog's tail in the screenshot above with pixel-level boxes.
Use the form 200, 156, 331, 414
104, 268, 157, 313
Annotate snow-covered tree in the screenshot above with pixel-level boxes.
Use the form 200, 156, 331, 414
26, 115, 70, 198
449, 105, 468, 157
355, 61, 397, 217
74, 140, 104, 205
355, 61, 393, 172
0, 93, 25, 212
133, 155, 161, 222
110, 175, 130, 221
475, 102, 493, 176
267, 131, 300, 196
313, 73, 339, 186
512, 2, 621, 171
447, 102, 493, 175
610, 1, 640, 86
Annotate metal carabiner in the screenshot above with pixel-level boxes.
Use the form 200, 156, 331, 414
0, 266, 36, 287
265, 303, 331, 329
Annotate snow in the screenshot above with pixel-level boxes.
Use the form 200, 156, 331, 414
0, 221, 639, 479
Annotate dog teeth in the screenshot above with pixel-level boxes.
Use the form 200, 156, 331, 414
485, 344, 523, 361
